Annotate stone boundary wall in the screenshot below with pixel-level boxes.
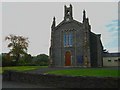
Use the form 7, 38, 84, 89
3, 70, 119, 88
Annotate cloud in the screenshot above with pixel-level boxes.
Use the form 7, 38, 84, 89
106, 19, 118, 31
104, 19, 118, 52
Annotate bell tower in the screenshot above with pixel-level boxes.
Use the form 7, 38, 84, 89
64, 4, 73, 21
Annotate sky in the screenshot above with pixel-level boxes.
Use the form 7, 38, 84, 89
1, 0, 119, 56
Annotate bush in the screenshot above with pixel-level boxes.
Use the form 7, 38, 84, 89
32, 54, 49, 66
2, 53, 16, 66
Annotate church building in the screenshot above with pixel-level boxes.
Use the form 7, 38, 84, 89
49, 4, 103, 67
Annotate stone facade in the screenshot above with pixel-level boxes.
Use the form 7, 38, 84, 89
49, 4, 103, 67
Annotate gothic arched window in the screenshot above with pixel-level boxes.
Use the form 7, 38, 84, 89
64, 33, 66, 46
64, 32, 73, 47
69, 32, 73, 46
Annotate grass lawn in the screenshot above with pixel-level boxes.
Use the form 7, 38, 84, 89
46, 69, 119, 77
0, 66, 48, 74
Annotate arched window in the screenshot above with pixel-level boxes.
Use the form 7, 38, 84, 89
64, 32, 73, 47
69, 32, 73, 46
66, 34, 69, 46
64, 33, 66, 46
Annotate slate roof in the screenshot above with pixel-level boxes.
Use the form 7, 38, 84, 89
55, 19, 83, 30
103, 53, 120, 57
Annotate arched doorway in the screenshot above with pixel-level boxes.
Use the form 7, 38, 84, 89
65, 51, 71, 66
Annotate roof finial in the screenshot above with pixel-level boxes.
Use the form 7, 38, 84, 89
70, 4, 72, 8
51, 16, 56, 28
83, 9, 86, 23
53, 16, 55, 21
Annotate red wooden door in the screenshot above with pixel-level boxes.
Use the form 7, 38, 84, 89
65, 51, 71, 66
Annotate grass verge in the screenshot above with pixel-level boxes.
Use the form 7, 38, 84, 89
0, 66, 48, 74
46, 69, 119, 77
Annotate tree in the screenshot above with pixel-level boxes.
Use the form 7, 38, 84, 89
0, 54, 2, 66
33, 54, 49, 66
24, 54, 32, 63
18, 53, 33, 65
5, 34, 29, 65
2, 53, 14, 66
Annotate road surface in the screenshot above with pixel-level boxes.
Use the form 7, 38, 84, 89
1, 75, 52, 89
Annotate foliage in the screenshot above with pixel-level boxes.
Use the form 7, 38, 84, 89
2, 52, 49, 66
18, 54, 33, 66
3, 34, 49, 66
2, 53, 33, 66
46, 69, 119, 77
16, 54, 49, 66
5, 34, 29, 65
2, 53, 16, 66
0, 54, 2, 66
0, 67, 2, 74
32, 54, 49, 66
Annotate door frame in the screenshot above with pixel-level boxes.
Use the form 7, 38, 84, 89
65, 51, 71, 66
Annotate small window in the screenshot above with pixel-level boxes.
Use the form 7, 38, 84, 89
108, 60, 111, 62
114, 60, 118, 62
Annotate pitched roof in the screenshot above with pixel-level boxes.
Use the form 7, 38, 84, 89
55, 19, 83, 30
103, 52, 120, 57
